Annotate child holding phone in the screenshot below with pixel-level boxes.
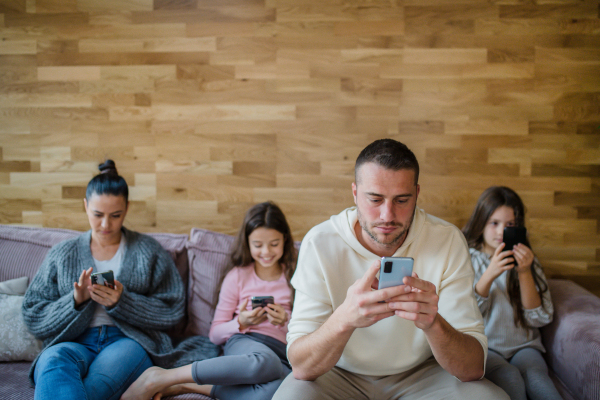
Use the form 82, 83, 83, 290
121, 201, 296, 400
462, 186, 561, 400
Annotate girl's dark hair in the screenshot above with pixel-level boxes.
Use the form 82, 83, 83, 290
220, 201, 297, 305
462, 186, 548, 331
85, 160, 129, 202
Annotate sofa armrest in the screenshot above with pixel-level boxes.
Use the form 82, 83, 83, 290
541, 279, 600, 400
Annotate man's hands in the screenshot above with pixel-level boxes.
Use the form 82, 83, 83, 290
385, 272, 439, 331
336, 259, 440, 332
237, 299, 289, 330
73, 267, 123, 309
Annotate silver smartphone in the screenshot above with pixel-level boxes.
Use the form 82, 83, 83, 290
378, 257, 414, 290
91, 270, 115, 289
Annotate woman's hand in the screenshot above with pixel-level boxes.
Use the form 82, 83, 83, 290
237, 299, 267, 330
74, 267, 93, 306
484, 243, 515, 280
88, 279, 123, 309
265, 303, 288, 327
513, 243, 534, 274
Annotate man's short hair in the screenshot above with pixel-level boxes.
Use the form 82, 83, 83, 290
354, 139, 419, 185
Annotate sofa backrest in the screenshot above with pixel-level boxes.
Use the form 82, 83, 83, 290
184, 228, 235, 337
0, 225, 81, 283
0, 224, 189, 292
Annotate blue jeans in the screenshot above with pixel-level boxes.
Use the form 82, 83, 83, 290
33, 326, 153, 400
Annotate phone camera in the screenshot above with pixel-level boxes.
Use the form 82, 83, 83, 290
384, 261, 393, 274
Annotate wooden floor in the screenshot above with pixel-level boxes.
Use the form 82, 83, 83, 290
0, 0, 599, 294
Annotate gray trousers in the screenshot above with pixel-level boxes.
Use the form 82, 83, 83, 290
486, 348, 562, 400
272, 357, 510, 400
191, 333, 291, 400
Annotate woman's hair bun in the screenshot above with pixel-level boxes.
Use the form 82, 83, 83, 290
98, 159, 118, 175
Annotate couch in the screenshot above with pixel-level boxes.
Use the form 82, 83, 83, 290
1, 224, 599, 400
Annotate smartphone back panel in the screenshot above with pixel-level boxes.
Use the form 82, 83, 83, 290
378, 257, 414, 290
503, 227, 527, 250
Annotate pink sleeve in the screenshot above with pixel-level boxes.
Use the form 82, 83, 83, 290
208, 268, 243, 345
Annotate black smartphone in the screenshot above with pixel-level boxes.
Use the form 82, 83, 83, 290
378, 257, 414, 290
503, 227, 528, 251
91, 270, 115, 289
251, 296, 274, 309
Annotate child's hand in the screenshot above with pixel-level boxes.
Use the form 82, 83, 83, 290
486, 243, 515, 279
237, 299, 267, 329
265, 303, 288, 327
513, 243, 534, 273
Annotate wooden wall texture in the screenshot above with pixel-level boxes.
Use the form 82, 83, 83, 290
0, 0, 599, 293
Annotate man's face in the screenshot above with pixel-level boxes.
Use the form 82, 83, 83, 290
352, 162, 419, 256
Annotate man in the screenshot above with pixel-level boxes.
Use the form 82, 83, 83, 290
272, 139, 508, 399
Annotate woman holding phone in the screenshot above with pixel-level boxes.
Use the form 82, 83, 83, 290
22, 160, 217, 400
462, 186, 560, 400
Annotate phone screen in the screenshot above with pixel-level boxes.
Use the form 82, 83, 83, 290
378, 257, 414, 290
91, 270, 115, 289
251, 296, 274, 309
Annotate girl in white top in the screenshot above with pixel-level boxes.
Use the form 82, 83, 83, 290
462, 186, 561, 400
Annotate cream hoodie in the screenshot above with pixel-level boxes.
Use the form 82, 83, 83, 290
287, 207, 487, 376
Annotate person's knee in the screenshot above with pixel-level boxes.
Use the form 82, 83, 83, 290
37, 343, 82, 368
464, 380, 511, 400
34, 343, 87, 384
246, 351, 283, 382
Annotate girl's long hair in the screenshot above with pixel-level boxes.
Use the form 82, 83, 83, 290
462, 186, 548, 331
219, 201, 297, 305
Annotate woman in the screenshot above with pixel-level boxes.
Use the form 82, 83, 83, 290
22, 160, 217, 400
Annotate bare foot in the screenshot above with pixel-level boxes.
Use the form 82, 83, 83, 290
153, 383, 213, 400
121, 366, 166, 400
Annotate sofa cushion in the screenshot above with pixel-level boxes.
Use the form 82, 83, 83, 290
185, 228, 235, 337
0, 361, 35, 399
0, 293, 43, 362
0, 225, 80, 283
541, 279, 600, 400
145, 233, 189, 289
0, 224, 189, 286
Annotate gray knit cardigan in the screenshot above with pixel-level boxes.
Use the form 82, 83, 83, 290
22, 227, 219, 385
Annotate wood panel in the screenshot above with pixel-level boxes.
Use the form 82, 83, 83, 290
0, 0, 599, 294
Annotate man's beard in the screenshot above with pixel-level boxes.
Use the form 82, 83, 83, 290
357, 207, 415, 248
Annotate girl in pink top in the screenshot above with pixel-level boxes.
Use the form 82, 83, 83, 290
121, 202, 296, 400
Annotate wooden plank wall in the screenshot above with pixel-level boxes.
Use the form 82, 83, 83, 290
0, 0, 599, 293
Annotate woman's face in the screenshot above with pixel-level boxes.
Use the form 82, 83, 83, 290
84, 193, 128, 244
482, 205, 516, 255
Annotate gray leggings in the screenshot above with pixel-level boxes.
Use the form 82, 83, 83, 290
191, 333, 291, 400
486, 348, 562, 400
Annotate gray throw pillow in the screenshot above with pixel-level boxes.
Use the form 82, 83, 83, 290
0, 277, 44, 361
0, 276, 29, 295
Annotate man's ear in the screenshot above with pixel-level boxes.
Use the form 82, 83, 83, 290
416, 184, 420, 200
352, 182, 358, 205
83, 198, 88, 212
